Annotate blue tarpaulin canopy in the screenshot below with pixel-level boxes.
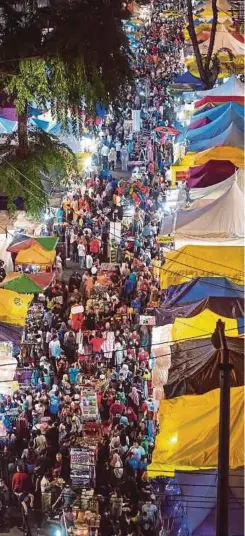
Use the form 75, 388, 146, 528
188, 102, 244, 125
187, 122, 244, 152
173, 71, 204, 87
186, 104, 244, 141
0, 117, 17, 133
162, 277, 244, 305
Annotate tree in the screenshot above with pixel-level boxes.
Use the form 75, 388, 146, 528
186, 0, 219, 88
0, 0, 134, 214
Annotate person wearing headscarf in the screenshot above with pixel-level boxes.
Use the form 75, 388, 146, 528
110, 452, 124, 482
128, 386, 140, 415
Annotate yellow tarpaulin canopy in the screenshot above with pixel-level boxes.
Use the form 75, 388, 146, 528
194, 147, 244, 167
0, 289, 33, 327
184, 21, 232, 40
172, 309, 241, 341
173, 147, 244, 175
185, 56, 244, 78
16, 244, 56, 266
148, 386, 244, 477
160, 245, 244, 289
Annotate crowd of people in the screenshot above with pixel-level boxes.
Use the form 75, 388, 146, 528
0, 2, 186, 536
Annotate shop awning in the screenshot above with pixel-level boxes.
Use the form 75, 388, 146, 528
147, 386, 244, 477
150, 296, 244, 327
164, 336, 244, 398
0, 322, 23, 345
173, 71, 204, 87
189, 102, 244, 125
7, 235, 58, 253
189, 168, 244, 199
187, 104, 244, 141
187, 160, 237, 188
160, 245, 244, 289
0, 289, 33, 326
15, 243, 56, 266
172, 309, 244, 341
0, 272, 54, 293
193, 146, 244, 167
161, 182, 245, 244
187, 122, 244, 152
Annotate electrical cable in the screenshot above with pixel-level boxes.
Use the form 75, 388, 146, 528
107, 229, 244, 288
0, 323, 243, 369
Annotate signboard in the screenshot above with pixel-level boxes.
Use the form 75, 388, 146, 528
156, 235, 174, 244
110, 221, 121, 245
100, 263, 119, 271
110, 246, 118, 263
140, 315, 156, 326
71, 305, 84, 315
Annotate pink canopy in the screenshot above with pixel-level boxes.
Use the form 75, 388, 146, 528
187, 117, 211, 131
187, 160, 237, 188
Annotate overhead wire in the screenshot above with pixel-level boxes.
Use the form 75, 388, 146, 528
0, 323, 243, 375
108, 229, 244, 288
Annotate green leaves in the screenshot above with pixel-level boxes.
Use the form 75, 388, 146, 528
0, 0, 134, 117
0, 129, 77, 216
0, 0, 134, 216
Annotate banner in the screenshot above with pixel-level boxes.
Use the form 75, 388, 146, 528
100, 263, 119, 271
156, 235, 174, 244
140, 315, 156, 326
132, 109, 141, 132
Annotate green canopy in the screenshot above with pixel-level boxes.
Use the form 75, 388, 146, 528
0, 272, 54, 294
34, 236, 59, 251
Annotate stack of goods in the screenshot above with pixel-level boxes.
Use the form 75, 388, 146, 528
72, 490, 100, 536
70, 445, 97, 489
81, 388, 99, 422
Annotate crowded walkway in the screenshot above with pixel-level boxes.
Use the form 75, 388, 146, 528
0, 2, 188, 536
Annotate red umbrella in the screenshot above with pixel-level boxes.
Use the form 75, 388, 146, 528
155, 126, 180, 135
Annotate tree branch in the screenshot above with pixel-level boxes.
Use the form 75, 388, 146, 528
186, 0, 207, 83
205, 0, 218, 69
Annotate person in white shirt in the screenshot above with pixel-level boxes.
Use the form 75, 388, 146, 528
101, 144, 109, 168
77, 242, 86, 269
49, 335, 61, 359
86, 254, 93, 270
115, 140, 122, 161
55, 254, 63, 276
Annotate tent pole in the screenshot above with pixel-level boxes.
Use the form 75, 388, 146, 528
212, 319, 234, 536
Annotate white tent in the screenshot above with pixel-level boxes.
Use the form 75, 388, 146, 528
195, 75, 244, 97
189, 168, 244, 203
162, 182, 244, 246
199, 25, 245, 56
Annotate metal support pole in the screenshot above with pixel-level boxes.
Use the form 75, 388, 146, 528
212, 319, 234, 536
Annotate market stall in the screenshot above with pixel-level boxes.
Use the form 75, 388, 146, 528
15, 243, 56, 272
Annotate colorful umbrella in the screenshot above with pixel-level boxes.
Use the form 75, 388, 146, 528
0, 272, 54, 294
155, 126, 180, 135
7, 236, 59, 253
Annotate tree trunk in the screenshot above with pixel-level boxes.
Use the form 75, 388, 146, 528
205, 0, 218, 69
17, 105, 28, 159
186, 0, 218, 89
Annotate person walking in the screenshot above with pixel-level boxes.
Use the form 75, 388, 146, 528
77, 241, 86, 269
121, 145, 129, 172
108, 147, 117, 171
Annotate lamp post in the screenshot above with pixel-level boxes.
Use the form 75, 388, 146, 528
212, 319, 234, 536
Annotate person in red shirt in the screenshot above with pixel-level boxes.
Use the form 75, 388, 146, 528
89, 332, 105, 355
138, 348, 149, 367
89, 237, 100, 255
109, 400, 126, 419
12, 467, 30, 493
